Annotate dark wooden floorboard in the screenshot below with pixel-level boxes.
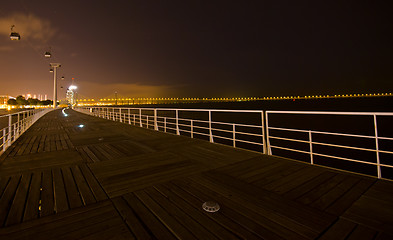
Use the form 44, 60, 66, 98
0, 108, 392, 239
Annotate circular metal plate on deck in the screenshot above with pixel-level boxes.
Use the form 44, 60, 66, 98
202, 201, 220, 212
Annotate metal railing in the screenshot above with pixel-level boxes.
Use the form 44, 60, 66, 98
76, 107, 393, 179
265, 111, 393, 179
0, 108, 53, 155
76, 107, 266, 154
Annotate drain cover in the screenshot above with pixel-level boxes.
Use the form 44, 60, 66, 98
202, 201, 220, 212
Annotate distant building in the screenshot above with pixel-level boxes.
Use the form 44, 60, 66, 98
0, 95, 10, 105
66, 86, 77, 106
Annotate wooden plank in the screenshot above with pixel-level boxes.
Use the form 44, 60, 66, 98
346, 225, 378, 240
241, 161, 284, 182
23, 171, 42, 222
52, 168, 69, 213
283, 171, 336, 200
297, 173, 347, 205
41, 169, 54, 217
16, 136, 31, 155
326, 178, 375, 215
61, 167, 83, 209
0, 201, 118, 239
94, 144, 115, 161
173, 179, 287, 240
59, 134, 68, 150
78, 164, 107, 201
343, 195, 393, 234
30, 135, 41, 153
193, 171, 334, 238
156, 183, 254, 240
82, 146, 100, 163
37, 134, 46, 153
53, 209, 131, 240
23, 135, 37, 154
266, 166, 324, 195
55, 134, 62, 150
70, 165, 96, 205
5, 173, 31, 226
44, 134, 51, 152
75, 147, 90, 163
0, 177, 10, 197
311, 176, 360, 211
218, 156, 277, 178
8, 135, 29, 157
88, 145, 108, 161
253, 163, 305, 187
102, 143, 124, 158
375, 232, 393, 240
50, 134, 56, 151
112, 196, 151, 239
123, 192, 177, 239
136, 187, 207, 240
63, 133, 74, 149
76, 222, 135, 240
318, 218, 356, 240
0, 175, 21, 226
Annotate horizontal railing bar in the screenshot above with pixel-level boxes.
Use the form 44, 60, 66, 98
266, 110, 393, 116
269, 126, 376, 139
312, 152, 378, 166
269, 135, 309, 144
270, 145, 311, 155
234, 138, 264, 146
312, 141, 377, 152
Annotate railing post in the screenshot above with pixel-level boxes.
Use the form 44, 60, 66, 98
16, 113, 20, 138
133, 114, 136, 125
112, 108, 115, 121
2, 129, 6, 152
233, 124, 236, 147
154, 109, 158, 131
309, 130, 314, 164
209, 110, 213, 142
128, 109, 131, 124
147, 116, 149, 128
265, 112, 272, 155
164, 117, 167, 132
119, 109, 122, 122
139, 109, 143, 127
261, 111, 266, 154
190, 119, 194, 138
374, 115, 381, 179
176, 110, 180, 135
8, 115, 12, 147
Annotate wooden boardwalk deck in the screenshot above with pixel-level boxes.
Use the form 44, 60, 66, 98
0, 109, 392, 239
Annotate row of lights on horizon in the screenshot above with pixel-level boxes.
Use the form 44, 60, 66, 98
74, 92, 392, 103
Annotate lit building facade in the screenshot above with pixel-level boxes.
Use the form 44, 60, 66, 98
66, 86, 77, 106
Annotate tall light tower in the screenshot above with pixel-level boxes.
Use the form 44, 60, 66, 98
50, 63, 61, 108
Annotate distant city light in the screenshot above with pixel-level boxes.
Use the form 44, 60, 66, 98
78, 124, 84, 128
69, 85, 77, 90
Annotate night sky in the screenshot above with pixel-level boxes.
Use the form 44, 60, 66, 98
0, 1, 392, 99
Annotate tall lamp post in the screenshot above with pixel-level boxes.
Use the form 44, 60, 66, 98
50, 63, 61, 108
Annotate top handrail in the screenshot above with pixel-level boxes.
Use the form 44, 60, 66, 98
266, 110, 393, 116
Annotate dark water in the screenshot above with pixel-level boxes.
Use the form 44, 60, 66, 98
125, 96, 393, 112
112, 97, 393, 179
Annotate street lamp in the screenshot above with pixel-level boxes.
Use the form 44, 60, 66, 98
50, 63, 61, 108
